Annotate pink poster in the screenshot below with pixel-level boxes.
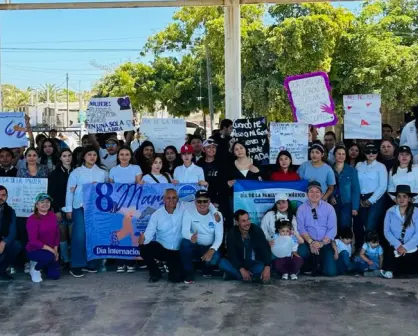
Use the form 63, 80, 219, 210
284, 72, 337, 128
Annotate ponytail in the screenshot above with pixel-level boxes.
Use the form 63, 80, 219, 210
403, 202, 415, 229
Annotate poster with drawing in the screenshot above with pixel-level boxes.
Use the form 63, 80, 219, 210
269, 123, 309, 165
343, 94, 381, 114
284, 72, 337, 128
86, 97, 135, 134
140, 118, 186, 153
344, 112, 382, 139
0, 113, 28, 148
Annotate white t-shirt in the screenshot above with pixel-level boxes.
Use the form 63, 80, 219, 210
99, 148, 117, 170
109, 164, 142, 183
173, 163, 205, 183
335, 239, 352, 256
142, 173, 171, 184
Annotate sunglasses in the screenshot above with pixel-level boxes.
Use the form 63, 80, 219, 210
106, 143, 117, 148
365, 150, 378, 155
312, 208, 318, 220
196, 199, 209, 204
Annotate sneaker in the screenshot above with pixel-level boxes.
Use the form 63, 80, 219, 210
282, 273, 289, 280
148, 275, 161, 283
82, 267, 98, 273
116, 265, 126, 273
138, 260, 147, 269
29, 261, 43, 283
184, 276, 195, 284
290, 274, 298, 280
9, 267, 16, 275
126, 266, 136, 273
70, 268, 85, 278
380, 270, 394, 279
24, 262, 31, 274
0, 273, 14, 282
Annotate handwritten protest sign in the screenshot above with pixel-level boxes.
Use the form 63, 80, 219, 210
269, 123, 308, 165
0, 113, 28, 148
284, 72, 337, 128
231, 118, 269, 165
86, 97, 134, 134
140, 118, 186, 153
344, 112, 382, 139
83, 183, 199, 260
0, 177, 48, 217
343, 94, 381, 114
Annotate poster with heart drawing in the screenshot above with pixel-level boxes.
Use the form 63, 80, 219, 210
343, 94, 381, 114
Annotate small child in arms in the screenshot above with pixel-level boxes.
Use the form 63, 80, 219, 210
271, 220, 303, 280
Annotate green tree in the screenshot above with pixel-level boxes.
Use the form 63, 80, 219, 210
2, 84, 30, 111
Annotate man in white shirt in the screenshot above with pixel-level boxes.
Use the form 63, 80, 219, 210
173, 144, 207, 187
324, 131, 336, 164
180, 190, 223, 284
89, 134, 119, 170
400, 105, 418, 157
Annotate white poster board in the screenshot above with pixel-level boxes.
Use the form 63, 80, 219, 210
86, 97, 134, 134
0, 113, 28, 148
140, 118, 186, 153
269, 123, 309, 165
344, 113, 382, 140
0, 177, 48, 217
343, 94, 381, 114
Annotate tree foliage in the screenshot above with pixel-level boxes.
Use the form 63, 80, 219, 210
94, 0, 418, 121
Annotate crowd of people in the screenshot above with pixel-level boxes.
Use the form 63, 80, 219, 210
1, 107, 418, 284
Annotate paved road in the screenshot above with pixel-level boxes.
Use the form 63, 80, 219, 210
1, 272, 418, 336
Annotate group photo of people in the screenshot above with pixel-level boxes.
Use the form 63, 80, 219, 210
1, 107, 418, 285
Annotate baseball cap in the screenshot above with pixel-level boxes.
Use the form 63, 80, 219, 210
181, 144, 194, 154
203, 139, 218, 147
275, 193, 288, 203
307, 181, 322, 192
195, 190, 210, 199
398, 145, 412, 155
35, 193, 53, 203
105, 137, 119, 144
364, 143, 378, 154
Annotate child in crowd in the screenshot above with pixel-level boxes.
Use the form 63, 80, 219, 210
353, 232, 384, 277
332, 228, 354, 275
271, 220, 303, 280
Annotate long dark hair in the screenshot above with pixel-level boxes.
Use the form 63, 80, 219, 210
162, 145, 182, 174
269, 199, 294, 222
80, 145, 106, 170
134, 140, 155, 175
57, 148, 74, 169
231, 141, 250, 159
346, 143, 363, 166
39, 138, 59, 166
149, 154, 171, 182
116, 145, 136, 165
403, 202, 415, 229
275, 150, 295, 172
71, 146, 84, 167
392, 151, 413, 176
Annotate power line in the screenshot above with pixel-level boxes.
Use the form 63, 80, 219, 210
3, 63, 104, 72
1, 47, 142, 52
2, 36, 150, 46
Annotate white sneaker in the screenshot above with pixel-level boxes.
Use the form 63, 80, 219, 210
29, 261, 43, 283
290, 274, 298, 280
116, 265, 126, 273
24, 262, 31, 274
281, 273, 289, 280
126, 266, 136, 273
380, 270, 394, 279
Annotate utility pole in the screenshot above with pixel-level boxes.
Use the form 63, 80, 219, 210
35, 89, 39, 124
66, 72, 69, 127
205, 42, 214, 134
54, 89, 57, 127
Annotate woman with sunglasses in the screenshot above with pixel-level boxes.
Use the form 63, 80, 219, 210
382, 185, 418, 278
329, 145, 360, 230
388, 146, 418, 207
64, 146, 108, 278
298, 144, 336, 201
354, 143, 388, 252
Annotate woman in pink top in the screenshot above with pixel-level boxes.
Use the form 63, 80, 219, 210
26, 193, 60, 283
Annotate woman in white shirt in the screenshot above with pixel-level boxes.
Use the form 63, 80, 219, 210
354, 143, 388, 251
388, 146, 418, 206
65, 146, 108, 278
142, 155, 172, 184
109, 146, 142, 184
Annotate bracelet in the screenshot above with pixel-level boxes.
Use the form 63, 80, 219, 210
309, 240, 314, 245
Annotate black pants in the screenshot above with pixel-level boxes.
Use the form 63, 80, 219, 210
383, 248, 418, 275
140, 241, 183, 282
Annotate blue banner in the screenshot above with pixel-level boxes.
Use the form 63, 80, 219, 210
83, 183, 199, 261
233, 180, 309, 225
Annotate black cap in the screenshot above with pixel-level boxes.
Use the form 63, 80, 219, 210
365, 143, 377, 151
389, 185, 418, 198
195, 190, 210, 199
307, 181, 322, 192
398, 145, 412, 155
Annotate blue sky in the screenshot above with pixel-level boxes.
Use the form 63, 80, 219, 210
0, 1, 361, 92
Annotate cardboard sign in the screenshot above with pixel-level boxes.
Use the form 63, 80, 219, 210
344, 112, 382, 139
86, 97, 134, 134
231, 118, 269, 165
140, 118, 186, 153
269, 123, 309, 165
0, 177, 48, 217
284, 72, 337, 128
343, 94, 381, 114
0, 113, 28, 148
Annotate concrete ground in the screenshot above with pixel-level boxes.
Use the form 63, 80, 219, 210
1, 271, 418, 336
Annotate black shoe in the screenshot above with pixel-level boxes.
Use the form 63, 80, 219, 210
70, 268, 84, 278
82, 267, 98, 273
0, 273, 14, 282
148, 275, 161, 283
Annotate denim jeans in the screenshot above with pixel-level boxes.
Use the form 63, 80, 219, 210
298, 243, 337, 277
353, 197, 384, 250
218, 258, 265, 281
333, 201, 352, 230
0, 240, 22, 274
353, 256, 379, 272
27, 250, 60, 280
336, 251, 354, 275
179, 239, 221, 276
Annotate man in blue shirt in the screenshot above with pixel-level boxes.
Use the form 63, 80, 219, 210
0, 186, 22, 281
